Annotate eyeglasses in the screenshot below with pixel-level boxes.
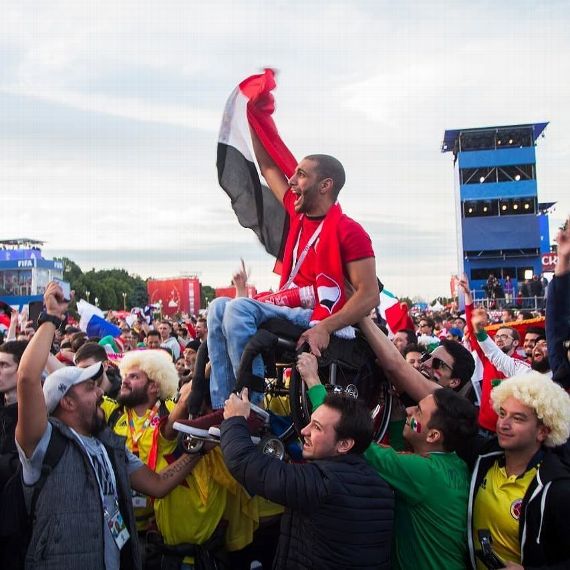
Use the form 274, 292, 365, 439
419, 323, 429, 328
431, 357, 453, 373
495, 334, 513, 340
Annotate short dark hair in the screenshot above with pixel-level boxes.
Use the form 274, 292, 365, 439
75, 342, 108, 364
428, 388, 477, 452
397, 329, 417, 347
439, 339, 475, 389
418, 317, 434, 329
70, 332, 88, 353
525, 326, 545, 341
403, 344, 423, 357
323, 393, 373, 454
147, 330, 161, 339
0, 340, 28, 366
304, 154, 346, 199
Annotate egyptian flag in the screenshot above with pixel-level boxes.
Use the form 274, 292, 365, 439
217, 69, 297, 265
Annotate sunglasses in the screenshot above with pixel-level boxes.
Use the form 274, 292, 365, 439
420, 352, 453, 373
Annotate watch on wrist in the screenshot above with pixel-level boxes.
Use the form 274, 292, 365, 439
37, 311, 64, 330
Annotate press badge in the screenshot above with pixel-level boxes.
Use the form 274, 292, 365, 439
106, 508, 130, 550
131, 490, 147, 509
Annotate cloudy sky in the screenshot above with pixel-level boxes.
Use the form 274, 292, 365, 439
1, 1, 569, 300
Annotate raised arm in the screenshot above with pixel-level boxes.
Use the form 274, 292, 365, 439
298, 257, 379, 356
16, 282, 68, 457
161, 381, 192, 440
359, 315, 437, 403
250, 127, 289, 204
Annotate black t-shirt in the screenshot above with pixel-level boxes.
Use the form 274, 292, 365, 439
0, 403, 19, 488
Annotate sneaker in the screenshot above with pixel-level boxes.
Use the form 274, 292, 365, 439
173, 422, 212, 439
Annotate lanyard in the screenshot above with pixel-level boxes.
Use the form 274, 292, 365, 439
71, 429, 118, 517
283, 217, 324, 290
127, 401, 161, 455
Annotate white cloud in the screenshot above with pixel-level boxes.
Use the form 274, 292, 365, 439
1, 1, 569, 300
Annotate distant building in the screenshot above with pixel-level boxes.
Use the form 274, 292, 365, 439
441, 122, 552, 297
0, 238, 63, 308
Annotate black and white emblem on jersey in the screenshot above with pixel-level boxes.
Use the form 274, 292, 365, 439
316, 273, 341, 314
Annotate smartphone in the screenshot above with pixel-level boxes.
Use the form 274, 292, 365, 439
53, 278, 71, 302
28, 300, 43, 329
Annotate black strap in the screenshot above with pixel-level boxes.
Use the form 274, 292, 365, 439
29, 427, 67, 517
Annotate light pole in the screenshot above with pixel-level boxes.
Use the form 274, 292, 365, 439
86, 290, 90, 304
122, 292, 127, 311
94, 297, 99, 308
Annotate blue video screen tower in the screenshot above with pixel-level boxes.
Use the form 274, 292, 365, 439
441, 122, 549, 299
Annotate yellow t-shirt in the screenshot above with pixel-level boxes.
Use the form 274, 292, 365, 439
154, 446, 260, 563
473, 460, 537, 569
102, 397, 177, 532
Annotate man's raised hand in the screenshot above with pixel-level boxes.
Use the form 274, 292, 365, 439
44, 281, 69, 320
296, 352, 320, 388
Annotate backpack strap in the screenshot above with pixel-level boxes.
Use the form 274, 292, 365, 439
28, 427, 67, 517
107, 405, 125, 430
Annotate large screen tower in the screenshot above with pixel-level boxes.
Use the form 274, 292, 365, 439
441, 122, 549, 296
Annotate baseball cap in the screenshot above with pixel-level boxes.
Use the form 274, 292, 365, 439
448, 327, 463, 340
43, 362, 103, 414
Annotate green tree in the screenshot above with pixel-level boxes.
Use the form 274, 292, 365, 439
201, 285, 216, 309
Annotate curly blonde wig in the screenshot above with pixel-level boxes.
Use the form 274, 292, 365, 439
119, 349, 178, 400
491, 372, 570, 447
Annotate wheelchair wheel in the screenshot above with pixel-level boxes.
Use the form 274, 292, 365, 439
289, 335, 392, 443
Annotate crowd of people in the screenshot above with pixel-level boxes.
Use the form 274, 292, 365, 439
0, 142, 569, 570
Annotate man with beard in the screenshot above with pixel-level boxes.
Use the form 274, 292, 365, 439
204, 146, 378, 414
521, 326, 546, 360
15, 282, 204, 570
470, 324, 552, 377
101, 349, 191, 564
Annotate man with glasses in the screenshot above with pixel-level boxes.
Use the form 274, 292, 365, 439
417, 317, 435, 337
358, 316, 476, 404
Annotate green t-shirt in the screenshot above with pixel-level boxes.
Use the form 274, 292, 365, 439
308, 384, 470, 570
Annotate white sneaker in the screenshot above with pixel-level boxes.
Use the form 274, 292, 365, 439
173, 422, 211, 439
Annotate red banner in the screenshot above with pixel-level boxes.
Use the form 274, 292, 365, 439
147, 277, 201, 316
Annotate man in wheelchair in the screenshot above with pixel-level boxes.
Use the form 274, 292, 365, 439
204, 136, 379, 420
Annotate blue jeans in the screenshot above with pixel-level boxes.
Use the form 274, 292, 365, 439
207, 297, 312, 409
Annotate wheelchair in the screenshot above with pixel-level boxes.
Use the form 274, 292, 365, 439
178, 317, 393, 460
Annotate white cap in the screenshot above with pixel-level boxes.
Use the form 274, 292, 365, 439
43, 362, 103, 414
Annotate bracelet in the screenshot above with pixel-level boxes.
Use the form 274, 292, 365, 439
37, 311, 63, 329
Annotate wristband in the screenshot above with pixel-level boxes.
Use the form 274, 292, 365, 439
37, 311, 64, 330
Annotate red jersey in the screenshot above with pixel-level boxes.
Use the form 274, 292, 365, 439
282, 189, 374, 288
